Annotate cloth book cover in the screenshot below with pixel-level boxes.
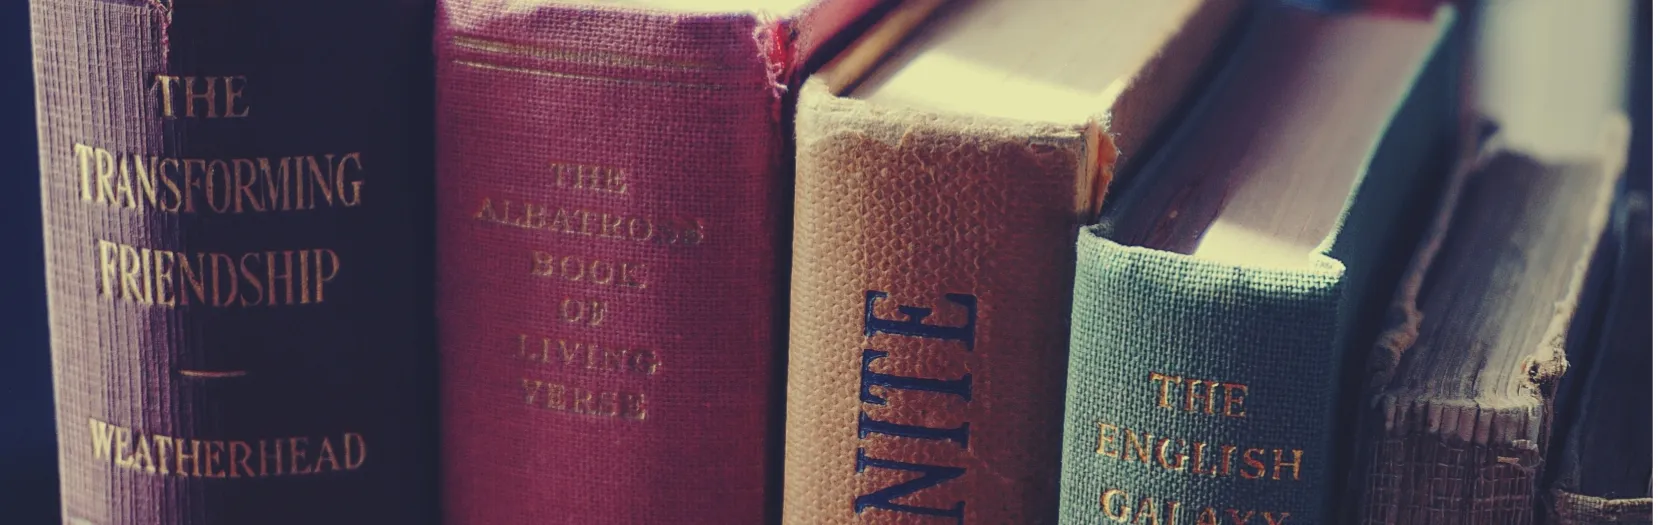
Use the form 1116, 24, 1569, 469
433, 0, 882, 523
1058, 6, 1461, 524
30, 0, 439, 523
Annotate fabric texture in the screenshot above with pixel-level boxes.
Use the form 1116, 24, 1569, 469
31, 1, 439, 523
1060, 7, 1462, 525
784, 77, 1090, 524
433, 1, 878, 524
1062, 233, 1345, 524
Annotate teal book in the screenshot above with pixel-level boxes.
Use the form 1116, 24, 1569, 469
1057, 4, 1460, 524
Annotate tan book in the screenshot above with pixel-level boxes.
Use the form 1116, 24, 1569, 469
783, 0, 1246, 522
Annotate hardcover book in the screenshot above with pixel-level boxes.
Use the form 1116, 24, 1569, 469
1545, 190, 1653, 525
433, 0, 882, 523
30, 0, 438, 523
1059, 4, 1460, 524
1351, 117, 1631, 525
784, 0, 1247, 522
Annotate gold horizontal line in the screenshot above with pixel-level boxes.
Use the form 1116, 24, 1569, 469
452, 60, 736, 91
451, 35, 742, 72
179, 370, 247, 379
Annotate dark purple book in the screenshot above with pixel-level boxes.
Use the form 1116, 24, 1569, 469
29, 1, 437, 523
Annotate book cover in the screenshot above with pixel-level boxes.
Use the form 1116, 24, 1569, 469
785, 0, 1246, 522
31, 1, 439, 522
433, 1, 882, 522
1351, 118, 1630, 524
1058, 6, 1461, 524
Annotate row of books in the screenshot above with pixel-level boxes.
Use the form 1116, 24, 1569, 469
21, 0, 1648, 523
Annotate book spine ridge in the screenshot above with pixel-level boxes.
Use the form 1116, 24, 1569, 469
784, 83, 1086, 524
1058, 229, 1347, 524
435, 3, 791, 523
32, 1, 438, 522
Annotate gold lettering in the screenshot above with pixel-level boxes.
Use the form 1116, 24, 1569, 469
204, 440, 226, 478
230, 440, 253, 478
89, 419, 114, 460
1227, 510, 1256, 525
1101, 489, 1132, 521
155, 75, 181, 118
259, 438, 282, 477
521, 378, 647, 421
114, 426, 133, 468
67, 145, 364, 214
92, 240, 340, 309
1157, 438, 1188, 471
1223, 383, 1248, 418
1133, 497, 1160, 525
344, 432, 367, 470
288, 437, 312, 475
1190, 441, 1213, 476
1272, 449, 1303, 481
222, 76, 250, 118
1186, 378, 1217, 414
314, 436, 342, 472
472, 195, 706, 247
131, 433, 154, 473
176, 438, 201, 477
1123, 429, 1152, 463
559, 297, 606, 327
550, 162, 629, 194
156, 75, 246, 119
153, 436, 173, 475
1197, 508, 1219, 525
1095, 422, 1120, 458
1150, 372, 1178, 409
184, 76, 218, 118
1241, 448, 1266, 480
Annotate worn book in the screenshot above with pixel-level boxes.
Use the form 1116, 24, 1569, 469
1351, 116, 1631, 525
433, 0, 882, 523
1544, 189, 1653, 525
1059, 4, 1460, 524
30, 0, 438, 523
784, 0, 1248, 522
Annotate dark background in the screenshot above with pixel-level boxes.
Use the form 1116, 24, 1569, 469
0, 1, 1649, 523
1, 1, 60, 522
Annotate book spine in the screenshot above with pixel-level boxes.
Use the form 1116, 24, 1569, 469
1547, 194, 1653, 525
30, 1, 437, 523
784, 80, 1091, 524
433, 4, 805, 523
1058, 231, 1346, 525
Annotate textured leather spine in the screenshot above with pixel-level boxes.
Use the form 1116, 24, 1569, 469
433, 1, 877, 523
31, 1, 437, 523
784, 78, 1091, 524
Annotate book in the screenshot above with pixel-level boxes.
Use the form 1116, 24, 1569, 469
1059, 4, 1460, 524
1351, 116, 1631, 524
784, 0, 1247, 522
1474, 0, 1635, 159
30, 0, 438, 523
1544, 190, 1653, 525
432, 0, 882, 522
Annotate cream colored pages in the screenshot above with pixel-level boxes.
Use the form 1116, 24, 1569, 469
1193, 10, 1439, 268
850, 0, 1221, 125
1122, 7, 1441, 268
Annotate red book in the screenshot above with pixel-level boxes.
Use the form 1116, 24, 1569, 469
434, 0, 882, 522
